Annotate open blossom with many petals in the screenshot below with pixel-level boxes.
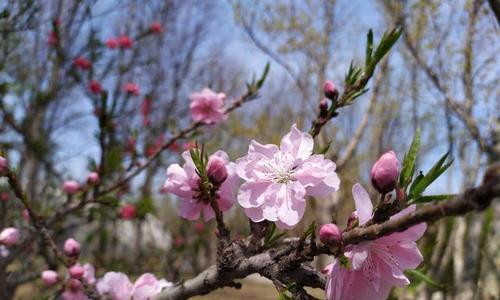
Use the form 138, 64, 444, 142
325, 183, 426, 300
163, 150, 239, 221
189, 88, 226, 124
236, 124, 340, 229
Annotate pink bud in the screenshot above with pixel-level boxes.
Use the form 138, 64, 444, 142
118, 35, 133, 48
0, 192, 8, 202
174, 236, 184, 247
323, 80, 337, 99
371, 150, 400, 194
88, 80, 102, 95
0, 227, 20, 246
73, 56, 91, 70
105, 38, 118, 49
150, 22, 163, 33
64, 238, 81, 257
69, 264, 84, 279
319, 223, 341, 246
47, 31, 57, 46
0, 156, 8, 176
183, 142, 196, 151
124, 82, 140, 95
22, 209, 30, 221
194, 222, 204, 233
120, 204, 136, 220
67, 278, 82, 291
319, 99, 328, 111
87, 172, 100, 185
206, 156, 227, 185
41, 270, 59, 287
63, 181, 80, 195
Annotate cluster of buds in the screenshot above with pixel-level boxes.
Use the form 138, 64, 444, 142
318, 80, 339, 117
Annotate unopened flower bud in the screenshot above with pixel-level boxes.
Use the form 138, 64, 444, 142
69, 264, 84, 279
22, 209, 30, 221
371, 150, 400, 194
64, 238, 81, 257
206, 156, 227, 185
0, 192, 9, 202
41, 270, 59, 287
67, 278, 82, 291
319, 223, 341, 246
87, 172, 100, 185
120, 203, 136, 220
63, 181, 80, 195
0, 227, 20, 246
0, 156, 8, 176
323, 80, 337, 99
150, 22, 163, 33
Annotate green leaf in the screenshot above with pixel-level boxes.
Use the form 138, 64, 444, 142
256, 62, 271, 89
405, 269, 446, 291
408, 152, 453, 200
372, 27, 402, 66
399, 128, 421, 189
410, 194, 454, 204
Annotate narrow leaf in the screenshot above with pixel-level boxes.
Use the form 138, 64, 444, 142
399, 127, 421, 188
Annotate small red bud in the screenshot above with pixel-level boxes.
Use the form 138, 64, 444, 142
324, 80, 337, 99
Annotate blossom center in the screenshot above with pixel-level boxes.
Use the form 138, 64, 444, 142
265, 152, 296, 184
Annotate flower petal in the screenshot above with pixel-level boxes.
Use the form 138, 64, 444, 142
279, 124, 313, 161
352, 183, 373, 225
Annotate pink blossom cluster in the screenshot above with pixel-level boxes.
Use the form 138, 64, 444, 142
163, 124, 340, 228
323, 155, 426, 300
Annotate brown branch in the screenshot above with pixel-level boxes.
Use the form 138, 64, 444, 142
155, 164, 499, 300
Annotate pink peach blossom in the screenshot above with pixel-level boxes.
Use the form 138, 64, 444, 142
235, 124, 340, 229
96, 272, 133, 300
324, 183, 426, 300
131, 273, 173, 300
189, 88, 226, 124
163, 150, 239, 221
